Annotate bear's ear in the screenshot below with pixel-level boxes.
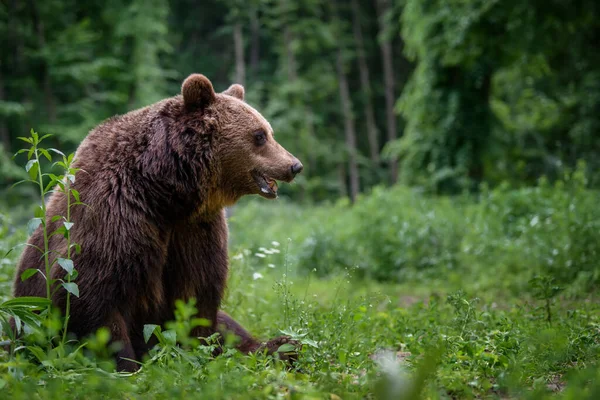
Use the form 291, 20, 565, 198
223, 84, 245, 100
182, 74, 216, 110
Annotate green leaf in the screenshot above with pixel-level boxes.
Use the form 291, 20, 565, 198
13, 314, 22, 334
71, 189, 80, 202
39, 134, 52, 141
57, 258, 74, 275
5, 309, 44, 328
50, 225, 67, 239
25, 159, 37, 173
21, 268, 39, 281
301, 338, 319, 348
191, 317, 211, 327
34, 206, 44, 218
1, 297, 51, 309
162, 330, 177, 346
10, 180, 30, 189
26, 346, 47, 363
48, 173, 61, 183
12, 148, 29, 157
49, 148, 65, 157
17, 137, 33, 144
71, 243, 82, 254
27, 160, 39, 180
62, 282, 79, 297
277, 343, 296, 353
143, 324, 160, 343
39, 148, 52, 161
27, 218, 42, 235
44, 180, 57, 193
51, 215, 62, 222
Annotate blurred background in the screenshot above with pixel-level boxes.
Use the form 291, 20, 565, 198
2, 0, 598, 203
0, 0, 599, 288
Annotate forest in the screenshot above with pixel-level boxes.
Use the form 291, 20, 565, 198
1, 0, 600, 399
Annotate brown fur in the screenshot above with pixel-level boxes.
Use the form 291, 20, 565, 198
12, 74, 302, 371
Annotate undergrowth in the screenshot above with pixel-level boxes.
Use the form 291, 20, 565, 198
0, 133, 599, 398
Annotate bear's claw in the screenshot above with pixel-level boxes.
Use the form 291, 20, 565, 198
260, 335, 302, 364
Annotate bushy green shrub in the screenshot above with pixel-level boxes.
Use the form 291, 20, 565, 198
462, 164, 600, 289
229, 186, 468, 281
349, 187, 466, 280
229, 164, 600, 290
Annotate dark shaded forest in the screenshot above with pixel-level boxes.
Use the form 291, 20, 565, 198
1, 0, 599, 204
2, 2, 600, 398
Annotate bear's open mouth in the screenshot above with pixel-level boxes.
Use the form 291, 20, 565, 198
253, 173, 278, 199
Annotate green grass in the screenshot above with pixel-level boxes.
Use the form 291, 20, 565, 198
2, 212, 600, 399
2, 162, 600, 399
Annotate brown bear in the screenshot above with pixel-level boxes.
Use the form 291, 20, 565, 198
12, 74, 303, 371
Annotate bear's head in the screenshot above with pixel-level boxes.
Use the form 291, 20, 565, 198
181, 74, 303, 205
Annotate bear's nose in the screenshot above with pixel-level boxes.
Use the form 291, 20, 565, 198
291, 161, 304, 176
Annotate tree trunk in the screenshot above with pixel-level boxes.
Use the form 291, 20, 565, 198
283, 27, 297, 82
284, 27, 316, 173
283, 26, 308, 201
29, 0, 57, 123
337, 163, 347, 198
0, 63, 9, 150
233, 22, 246, 86
336, 49, 360, 203
351, 0, 380, 164
250, 7, 260, 74
375, 0, 398, 183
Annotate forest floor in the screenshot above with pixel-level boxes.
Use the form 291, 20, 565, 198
1, 233, 599, 399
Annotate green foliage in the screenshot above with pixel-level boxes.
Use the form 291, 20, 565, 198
0, 130, 84, 368
2, 247, 600, 398
2, 162, 600, 396
463, 164, 600, 291
392, 0, 600, 192
230, 164, 600, 291
2, 0, 599, 199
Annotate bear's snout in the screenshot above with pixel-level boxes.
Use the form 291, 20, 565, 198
291, 161, 303, 177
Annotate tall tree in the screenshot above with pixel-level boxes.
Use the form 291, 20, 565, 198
351, 0, 380, 164
233, 22, 246, 86
375, 0, 398, 183
332, 1, 360, 202
249, 5, 261, 74
118, 0, 171, 109
396, 0, 501, 192
0, 62, 8, 150
281, 25, 309, 200
336, 49, 360, 202
29, 0, 56, 123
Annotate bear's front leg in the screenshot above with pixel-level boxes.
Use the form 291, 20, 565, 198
216, 311, 261, 352
106, 311, 139, 372
216, 311, 300, 362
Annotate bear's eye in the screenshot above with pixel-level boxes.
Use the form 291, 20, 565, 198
254, 130, 267, 146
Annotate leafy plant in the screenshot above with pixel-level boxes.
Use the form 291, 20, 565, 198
528, 276, 563, 324
10, 130, 83, 351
